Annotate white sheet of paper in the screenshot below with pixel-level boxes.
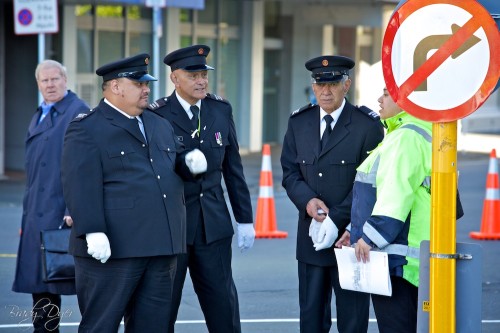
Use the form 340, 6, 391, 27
334, 246, 392, 296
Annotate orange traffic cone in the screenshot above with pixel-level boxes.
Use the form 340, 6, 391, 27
470, 149, 500, 240
255, 144, 288, 238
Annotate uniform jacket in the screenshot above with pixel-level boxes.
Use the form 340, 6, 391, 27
61, 99, 194, 259
149, 92, 253, 245
13, 90, 89, 295
281, 101, 384, 266
350, 111, 432, 286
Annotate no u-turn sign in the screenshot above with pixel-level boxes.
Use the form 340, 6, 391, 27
382, 0, 500, 122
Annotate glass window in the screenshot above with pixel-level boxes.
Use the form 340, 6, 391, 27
265, 1, 281, 38
127, 6, 151, 19
129, 32, 152, 56
198, 0, 216, 24
180, 36, 192, 48
197, 37, 218, 94
77, 29, 93, 73
179, 9, 192, 23
217, 39, 240, 118
98, 31, 124, 68
220, 0, 241, 26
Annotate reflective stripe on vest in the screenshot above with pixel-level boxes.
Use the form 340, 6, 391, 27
377, 243, 420, 259
400, 124, 431, 143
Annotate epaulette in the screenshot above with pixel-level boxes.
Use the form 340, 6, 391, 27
290, 103, 315, 117
356, 105, 380, 121
205, 93, 229, 104
71, 109, 94, 122
148, 97, 168, 111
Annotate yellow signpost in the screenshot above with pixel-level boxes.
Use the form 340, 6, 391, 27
430, 122, 458, 332
382, 1, 500, 331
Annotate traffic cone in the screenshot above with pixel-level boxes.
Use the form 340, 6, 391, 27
255, 144, 288, 238
470, 149, 500, 240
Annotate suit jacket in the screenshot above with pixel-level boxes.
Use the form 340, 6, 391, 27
281, 101, 384, 266
62, 99, 194, 258
12, 90, 88, 295
149, 92, 253, 244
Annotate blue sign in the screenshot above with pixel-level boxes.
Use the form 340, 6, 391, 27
106, 0, 204, 9
18, 9, 33, 26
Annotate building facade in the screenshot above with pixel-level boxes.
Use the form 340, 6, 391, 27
1, 0, 499, 175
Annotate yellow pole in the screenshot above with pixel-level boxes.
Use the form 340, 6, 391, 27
430, 121, 457, 332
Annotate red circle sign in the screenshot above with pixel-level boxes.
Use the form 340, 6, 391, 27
18, 9, 33, 26
382, 0, 500, 122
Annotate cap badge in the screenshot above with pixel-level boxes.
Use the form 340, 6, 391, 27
198, 48, 204, 55
144, 57, 149, 65
322, 59, 329, 67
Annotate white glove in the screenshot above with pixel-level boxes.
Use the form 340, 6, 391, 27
237, 223, 255, 253
308, 219, 322, 243
86, 232, 111, 263
313, 216, 339, 251
185, 149, 207, 174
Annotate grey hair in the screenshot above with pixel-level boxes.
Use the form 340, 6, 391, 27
35, 60, 67, 81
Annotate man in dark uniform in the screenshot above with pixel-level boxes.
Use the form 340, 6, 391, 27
61, 53, 207, 332
148, 45, 255, 333
280, 55, 384, 333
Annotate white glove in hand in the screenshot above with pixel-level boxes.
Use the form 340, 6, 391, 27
86, 232, 111, 263
237, 223, 255, 253
308, 219, 322, 244
185, 149, 208, 174
313, 216, 339, 251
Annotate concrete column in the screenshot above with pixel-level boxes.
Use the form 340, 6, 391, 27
240, 1, 264, 152
0, 7, 5, 178
322, 25, 334, 55
62, 6, 78, 92
164, 8, 181, 96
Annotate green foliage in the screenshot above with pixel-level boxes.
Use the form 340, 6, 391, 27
75, 5, 142, 19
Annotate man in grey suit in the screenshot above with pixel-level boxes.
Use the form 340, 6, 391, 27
281, 55, 384, 333
61, 53, 207, 332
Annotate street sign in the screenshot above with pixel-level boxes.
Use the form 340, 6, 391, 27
13, 0, 59, 35
382, 0, 500, 122
145, 0, 166, 8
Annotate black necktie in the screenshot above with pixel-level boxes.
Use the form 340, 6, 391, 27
190, 105, 199, 129
321, 115, 333, 150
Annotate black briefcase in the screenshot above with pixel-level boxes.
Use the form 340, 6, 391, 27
40, 220, 75, 282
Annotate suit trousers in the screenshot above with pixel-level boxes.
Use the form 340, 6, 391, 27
169, 216, 241, 333
74, 255, 177, 333
371, 276, 418, 333
298, 261, 370, 333
32, 292, 61, 333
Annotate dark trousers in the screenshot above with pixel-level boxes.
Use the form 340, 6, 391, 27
372, 276, 418, 333
169, 220, 240, 333
32, 293, 61, 333
74, 255, 177, 333
298, 261, 370, 333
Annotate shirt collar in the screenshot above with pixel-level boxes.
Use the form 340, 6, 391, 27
40, 91, 68, 111
104, 98, 137, 120
319, 98, 346, 124
175, 91, 201, 116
